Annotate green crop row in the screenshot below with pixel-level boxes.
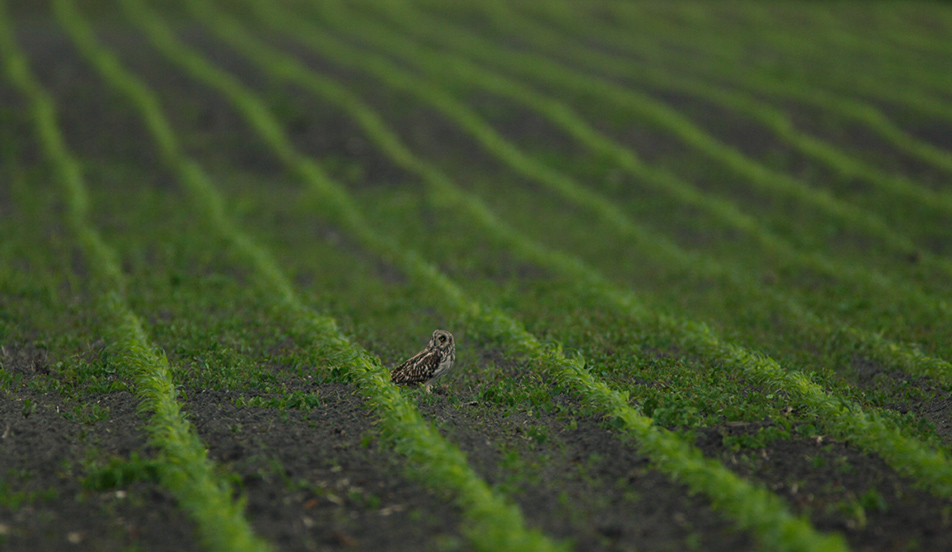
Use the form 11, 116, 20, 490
0, 2, 270, 550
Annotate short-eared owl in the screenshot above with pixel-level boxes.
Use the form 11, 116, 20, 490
390, 330, 456, 392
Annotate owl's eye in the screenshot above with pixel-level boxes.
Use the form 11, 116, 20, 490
439, 335, 446, 343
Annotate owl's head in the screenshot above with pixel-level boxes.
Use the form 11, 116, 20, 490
430, 329, 455, 351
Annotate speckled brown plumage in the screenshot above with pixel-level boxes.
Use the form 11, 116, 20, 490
390, 330, 456, 392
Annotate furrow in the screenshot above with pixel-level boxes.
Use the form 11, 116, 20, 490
79, 1, 564, 550
131, 0, 851, 550
0, 2, 271, 551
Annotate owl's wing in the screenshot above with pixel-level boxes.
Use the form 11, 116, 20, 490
390, 349, 442, 384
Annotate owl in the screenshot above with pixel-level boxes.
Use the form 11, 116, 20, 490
390, 330, 456, 392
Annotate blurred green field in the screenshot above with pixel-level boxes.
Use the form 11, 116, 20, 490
2, 1, 952, 551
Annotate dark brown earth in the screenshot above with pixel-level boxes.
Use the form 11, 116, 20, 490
185, 386, 471, 552
0, 367, 196, 551
3, 4, 952, 552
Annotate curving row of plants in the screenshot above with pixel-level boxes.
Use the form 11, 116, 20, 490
0, 2, 270, 549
